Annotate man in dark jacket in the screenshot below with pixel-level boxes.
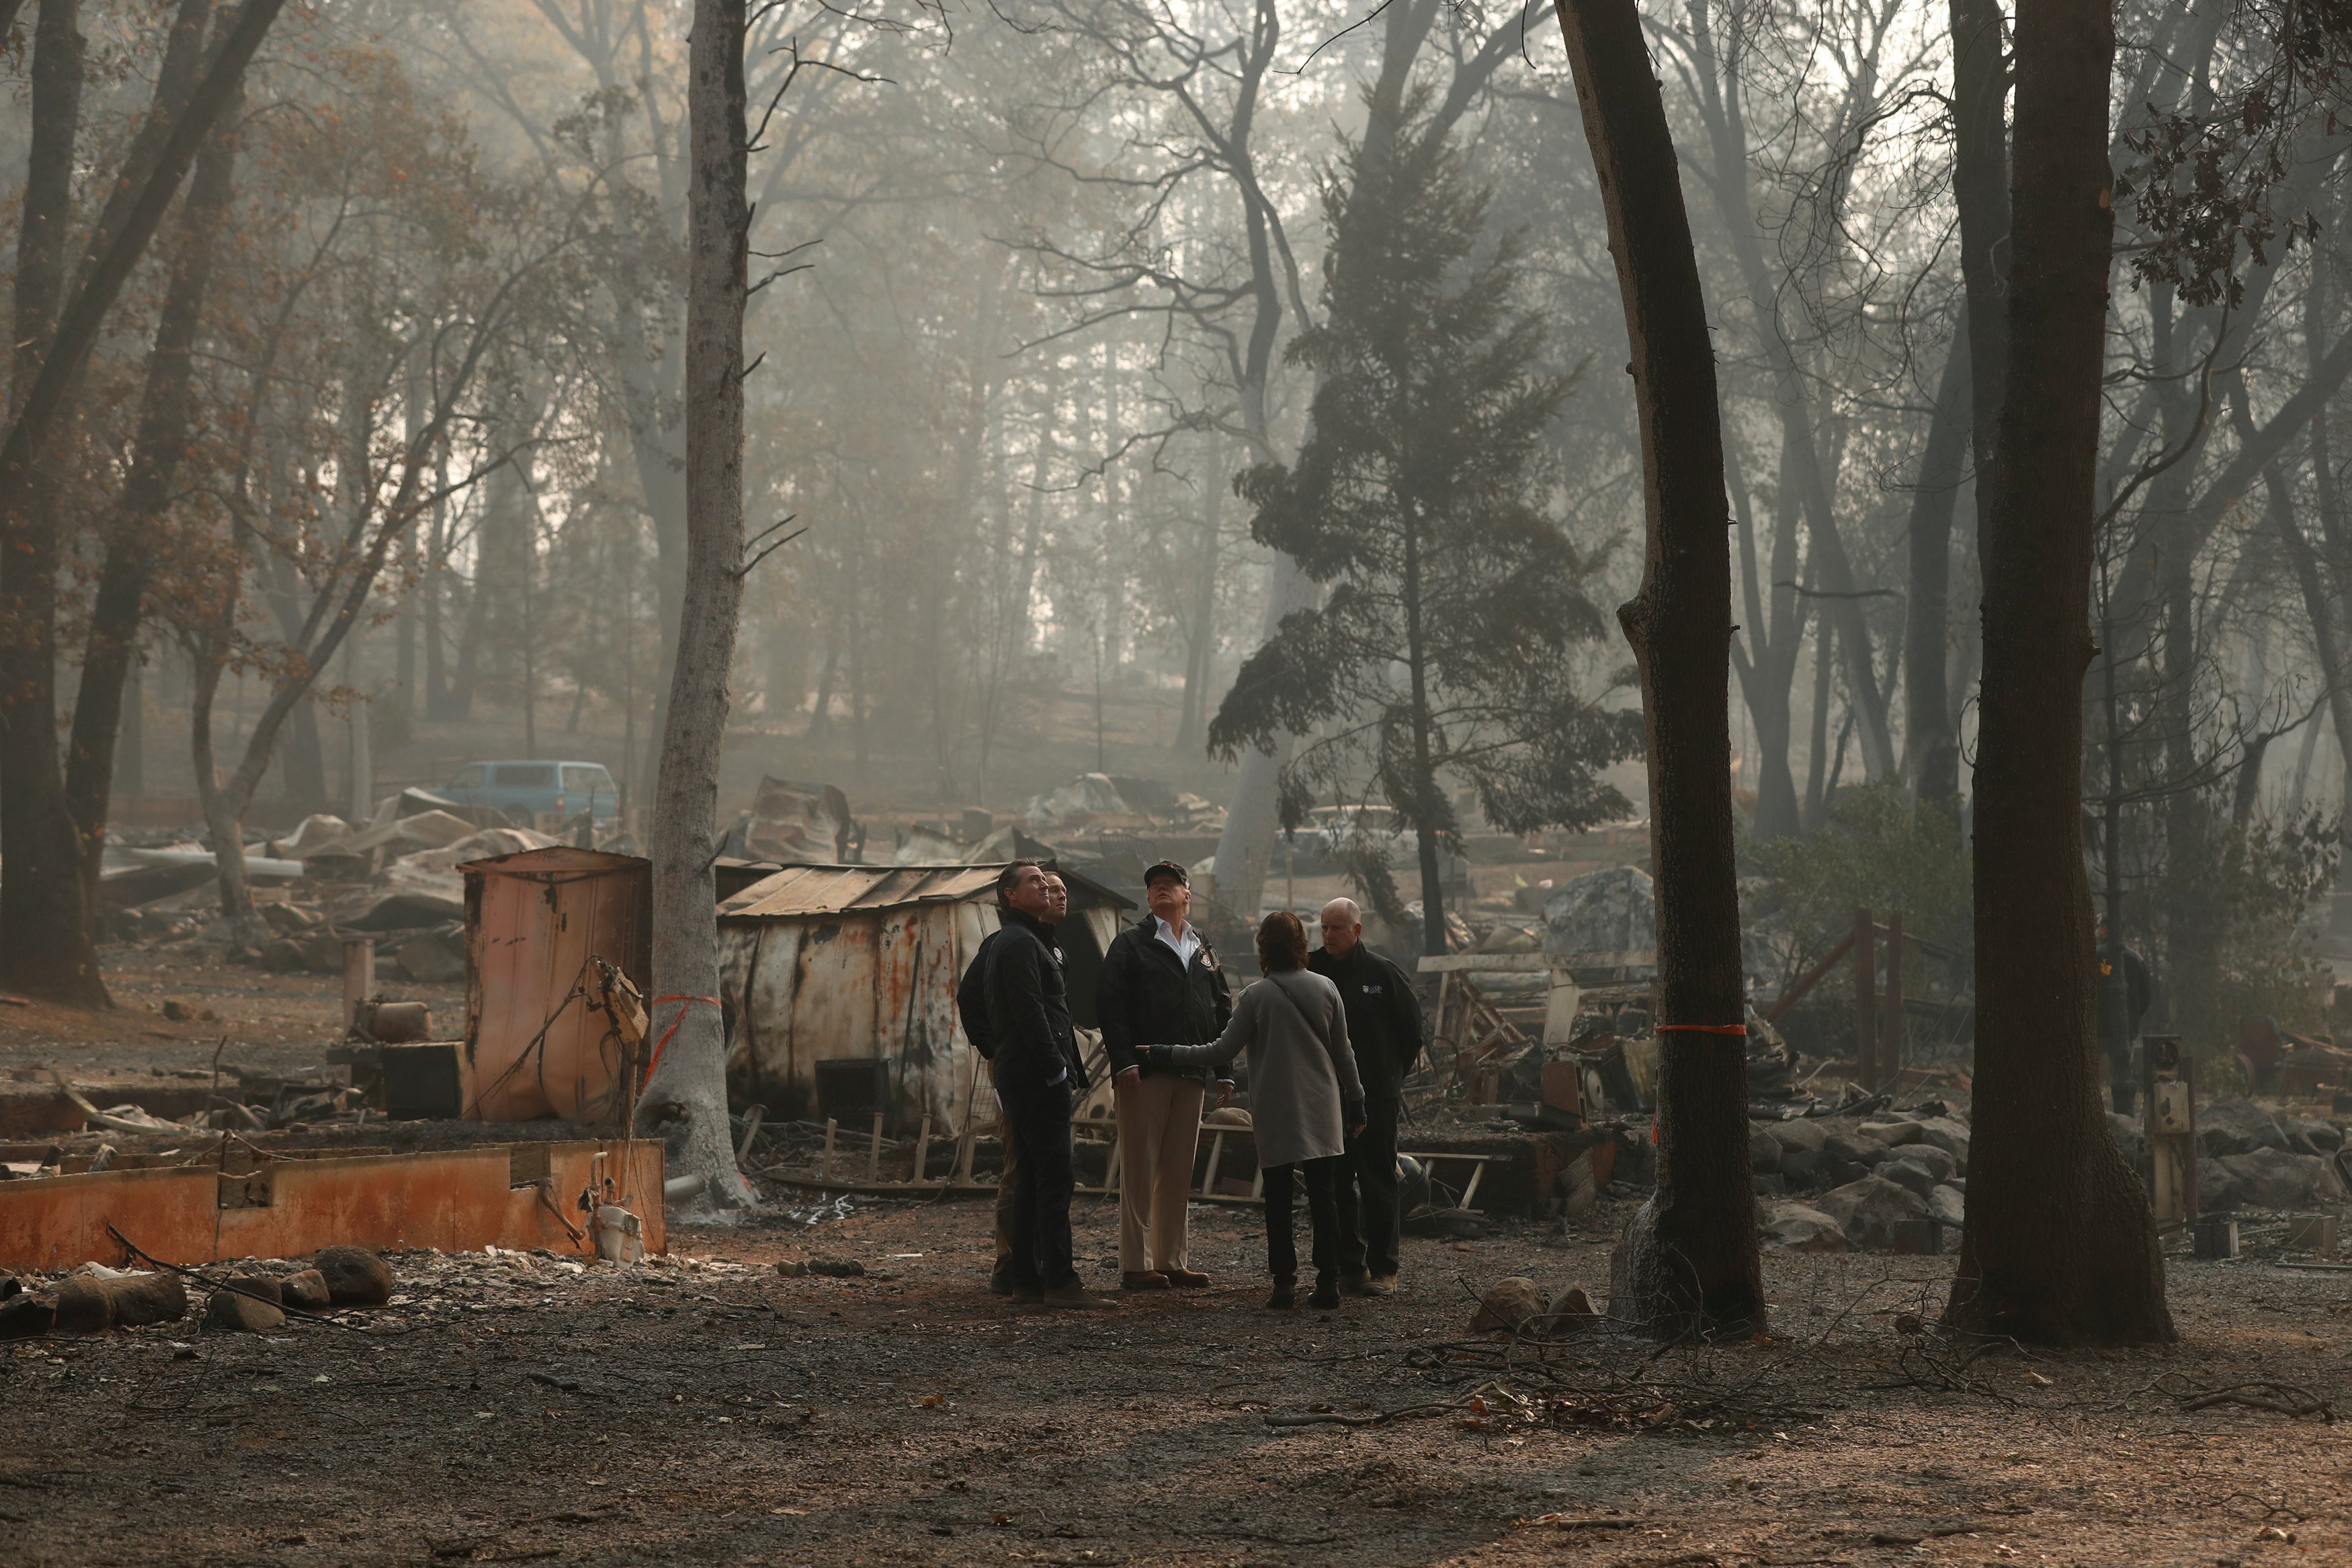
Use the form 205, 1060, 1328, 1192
1095, 861, 1233, 1289
984, 863, 1117, 1309
1310, 897, 1425, 1297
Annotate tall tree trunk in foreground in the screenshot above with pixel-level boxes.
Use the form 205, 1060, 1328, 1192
67, 79, 241, 930
0, 0, 282, 1005
638, 0, 754, 1212
1945, 0, 2172, 1346
1554, 0, 1760, 1338
0, 0, 101, 1005
1903, 330, 1970, 805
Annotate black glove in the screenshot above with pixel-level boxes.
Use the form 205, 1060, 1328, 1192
1145, 1043, 1176, 1070
1345, 1098, 1366, 1131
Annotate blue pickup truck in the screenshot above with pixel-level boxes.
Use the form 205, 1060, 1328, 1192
442, 760, 620, 826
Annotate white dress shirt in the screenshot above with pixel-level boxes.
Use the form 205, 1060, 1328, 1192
1154, 914, 1201, 969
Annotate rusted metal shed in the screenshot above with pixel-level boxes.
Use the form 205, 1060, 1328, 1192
716, 863, 1133, 1129
462, 846, 653, 1123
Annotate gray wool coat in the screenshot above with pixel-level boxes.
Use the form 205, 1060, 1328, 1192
1162, 969, 1366, 1168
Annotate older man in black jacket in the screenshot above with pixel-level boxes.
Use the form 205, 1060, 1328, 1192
984, 863, 1118, 1310
1096, 861, 1233, 1290
1308, 897, 1425, 1297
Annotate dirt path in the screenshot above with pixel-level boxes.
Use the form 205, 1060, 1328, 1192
5, 1193, 2347, 1567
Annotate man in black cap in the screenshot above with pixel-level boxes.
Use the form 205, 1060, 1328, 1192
1095, 860, 1233, 1289
1309, 896, 1425, 1297
984, 861, 1118, 1309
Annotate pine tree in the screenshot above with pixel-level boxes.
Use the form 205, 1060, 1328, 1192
1209, 118, 1638, 953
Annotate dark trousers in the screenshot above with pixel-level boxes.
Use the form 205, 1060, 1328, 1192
991, 1063, 1021, 1278
1262, 1156, 1353, 1282
999, 1078, 1077, 1292
1333, 1098, 1400, 1276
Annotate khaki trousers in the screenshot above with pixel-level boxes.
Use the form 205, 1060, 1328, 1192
1116, 1074, 1206, 1272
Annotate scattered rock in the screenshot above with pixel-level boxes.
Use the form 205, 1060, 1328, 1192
1927, 1184, 1967, 1228
2281, 1115, 2344, 1156
1760, 1201, 1851, 1252
806, 1255, 865, 1278
2212, 1148, 2345, 1210
1752, 1172, 1788, 1197
202, 1282, 286, 1334
280, 1269, 331, 1311
161, 999, 192, 1021
315, 1246, 394, 1306
2199, 1098, 2289, 1157
1875, 1160, 1941, 1201
1858, 1120, 1925, 1148
773, 1259, 809, 1278
1886, 1143, 1958, 1184
1822, 1131, 1890, 1168
1748, 1131, 1782, 1173
1764, 1118, 1827, 1153
1536, 1283, 1599, 1334
1777, 1149, 1826, 1188
1468, 1276, 1546, 1334
1907, 1117, 1971, 1166
1816, 1175, 1929, 1250
2201, 1160, 2250, 1213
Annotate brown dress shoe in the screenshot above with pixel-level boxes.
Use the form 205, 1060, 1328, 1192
1120, 1270, 1172, 1291
1159, 1268, 1210, 1289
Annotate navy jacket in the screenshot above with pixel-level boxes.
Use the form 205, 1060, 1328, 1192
983, 909, 1087, 1094
1306, 942, 1425, 1101
1095, 914, 1233, 1082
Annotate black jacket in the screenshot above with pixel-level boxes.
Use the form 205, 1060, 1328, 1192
984, 909, 1087, 1094
1096, 914, 1234, 1082
1307, 942, 1425, 1102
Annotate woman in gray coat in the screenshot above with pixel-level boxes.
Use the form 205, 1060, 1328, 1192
1149, 910, 1366, 1309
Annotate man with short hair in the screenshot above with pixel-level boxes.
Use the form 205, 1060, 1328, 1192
1096, 861, 1232, 1289
984, 862, 1118, 1309
1309, 897, 1425, 1297
956, 864, 1036, 1295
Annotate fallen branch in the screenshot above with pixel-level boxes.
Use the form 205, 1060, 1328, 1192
1263, 1401, 1458, 1428
2179, 1381, 2334, 1420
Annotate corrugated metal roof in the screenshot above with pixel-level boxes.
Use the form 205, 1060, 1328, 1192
716, 863, 1000, 919
717, 862, 1133, 920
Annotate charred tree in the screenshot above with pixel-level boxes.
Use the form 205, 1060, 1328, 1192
0, 0, 283, 1004
0, 0, 97, 1004
1945, 0, 2173, 1346
65, 74, 243, 928
636, 0, 755, 1211
1553, 0, 1760, 1338
1902, 329, 1970, 805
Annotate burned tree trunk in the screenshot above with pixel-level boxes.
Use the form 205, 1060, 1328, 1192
0, 0, 282, 1005
0, 0, 102, 1006
1553, 0, 1759, 1338
1945, 0, 2173, 1346
1902, 329, 1969, 805
636, 0, 754, 1213
66, 82, 243, 930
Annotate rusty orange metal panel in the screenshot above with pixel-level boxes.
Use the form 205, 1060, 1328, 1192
462, 848, 650, 1123
220, 1149, 519, 1258
0, 1143, 669, 1272
0, 1166, 217, 1272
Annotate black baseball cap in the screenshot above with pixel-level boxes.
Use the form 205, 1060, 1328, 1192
1143, 860, 1189, 887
